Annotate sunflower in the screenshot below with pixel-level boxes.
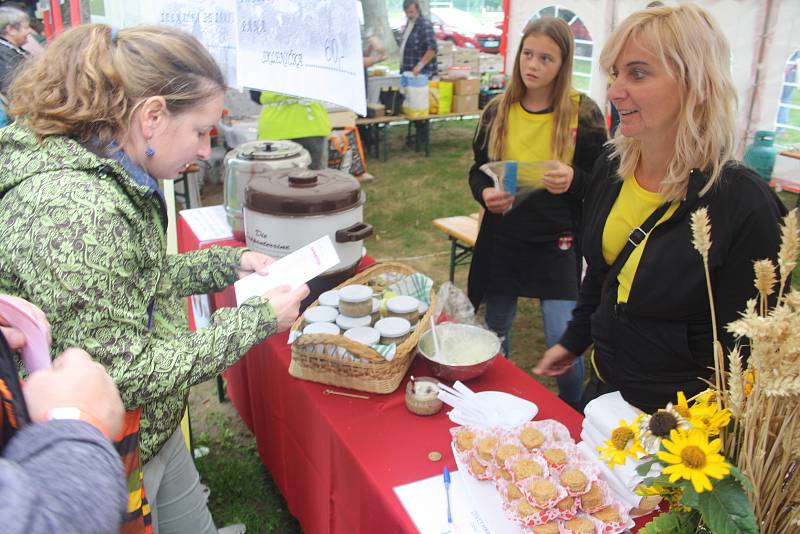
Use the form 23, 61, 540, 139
743, 367, 756, 398
692, 389, 718, 407
638, 409, 686, 452
657, 428, 730, 493
687, 403, 731, 436
598, 419, 647, 467
666, 391, 693, 420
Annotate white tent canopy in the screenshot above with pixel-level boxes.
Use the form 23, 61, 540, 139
505, 0, 800, 181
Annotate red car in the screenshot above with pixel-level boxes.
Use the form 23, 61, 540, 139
430, 8, 502, 54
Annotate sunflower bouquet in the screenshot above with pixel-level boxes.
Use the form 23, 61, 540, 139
596, 209, 800, 533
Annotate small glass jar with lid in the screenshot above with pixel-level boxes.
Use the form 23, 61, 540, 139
335, 313, 372, 330
338, 284, 374, 317
318, 289, 340, 309
302, 305, 338, 328
374, 316, 411, 346
386, 296, 420, 326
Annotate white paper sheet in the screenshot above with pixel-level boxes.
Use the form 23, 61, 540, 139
152, 0, 239, 88
394, 470, 495, 534
235, 0, 366, 115
179, 205, 234, 243
234, 235, 339, 306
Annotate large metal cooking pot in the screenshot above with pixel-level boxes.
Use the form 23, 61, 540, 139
224, 140, 311, 239
243, 168, 373, 275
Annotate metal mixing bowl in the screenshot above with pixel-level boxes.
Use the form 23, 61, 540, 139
417, 323, 501, 381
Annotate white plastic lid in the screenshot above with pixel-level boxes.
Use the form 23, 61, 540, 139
374, 317, 411, 337
303, 305, 338, 323
302, 322, 341, 335
343, 326, 380, 346
387, 295, 419, 314
338, 284, 373, 303
319, 290, 340, 308
335, 314, 372, 329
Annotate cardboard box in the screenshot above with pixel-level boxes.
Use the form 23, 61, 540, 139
367, 103, 385, 118
453, 77, 481, 96
452, 94, 479, 113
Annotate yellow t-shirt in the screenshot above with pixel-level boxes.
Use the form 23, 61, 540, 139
502, 90, 580, 165
602, 176, 679, 303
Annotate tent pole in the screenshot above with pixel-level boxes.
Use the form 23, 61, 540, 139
741, 0, 775, 156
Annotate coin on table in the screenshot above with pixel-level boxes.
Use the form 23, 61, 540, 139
427, 451, 442, 462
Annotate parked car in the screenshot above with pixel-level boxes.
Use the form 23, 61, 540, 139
430, 8, 502, 53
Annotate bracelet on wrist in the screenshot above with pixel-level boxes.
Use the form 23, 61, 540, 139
42, 407, 110, 439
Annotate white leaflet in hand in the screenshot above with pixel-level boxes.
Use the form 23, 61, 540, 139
234, 236, 339, 306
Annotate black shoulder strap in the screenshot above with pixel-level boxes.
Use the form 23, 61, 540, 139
602, 201, 672, 294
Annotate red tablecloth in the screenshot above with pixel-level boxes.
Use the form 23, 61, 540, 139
177, 213, 655, 534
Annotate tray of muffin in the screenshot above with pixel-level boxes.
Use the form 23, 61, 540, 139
450, 420, 635, 533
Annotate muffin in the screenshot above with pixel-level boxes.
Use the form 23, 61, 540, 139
557, 496, 575, 512
528, 479, 557, 505
564, 517, 595, 533
580, 482, 605, 510
516, 500, 542, 518
560, 468, 588, 492
455, 429, 475, 451
505, 483, 523, 502
512, 458, 543, 479
520, 427, 545, 450
477, 436, 499, 461
469, 457, 487, 476
543, 447, 567, 467
532, 521, 560, 534
593, 506, 621, 523
496, 443, 521, 465
496, 468, 512, 481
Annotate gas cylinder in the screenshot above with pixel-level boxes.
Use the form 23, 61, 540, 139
743, 130, 778, 181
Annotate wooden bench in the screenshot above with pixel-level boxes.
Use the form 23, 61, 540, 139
432, 211, 481, 282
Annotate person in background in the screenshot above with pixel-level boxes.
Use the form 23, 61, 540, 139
399, 0, 437, 77
535, 3, 786, 413
0, 5, 31, 96
1, 24, 309, 533
468, 17, 607, 409
249, 90, 332, 170
0, 295, 127, 534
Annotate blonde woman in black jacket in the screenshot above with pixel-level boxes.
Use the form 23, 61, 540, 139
468, 17, 606, 408
534, 4, 786, 413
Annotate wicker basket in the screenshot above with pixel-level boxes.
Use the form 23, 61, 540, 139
288, 262, 435, 394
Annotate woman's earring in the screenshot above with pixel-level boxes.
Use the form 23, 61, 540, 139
145, 137, 155, 158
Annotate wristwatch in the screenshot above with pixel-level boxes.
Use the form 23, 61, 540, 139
44, 407, 110, 439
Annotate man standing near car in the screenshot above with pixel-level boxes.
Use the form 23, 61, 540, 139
399, 0, 437, 77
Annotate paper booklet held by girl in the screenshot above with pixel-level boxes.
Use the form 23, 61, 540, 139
480, 160, 559, 212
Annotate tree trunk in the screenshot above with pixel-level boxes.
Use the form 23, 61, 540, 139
362, 0, 398, 56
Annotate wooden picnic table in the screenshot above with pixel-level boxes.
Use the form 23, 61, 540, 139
356, 110, 480, 161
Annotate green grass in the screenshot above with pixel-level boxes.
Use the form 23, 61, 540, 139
192, 121, 798, 532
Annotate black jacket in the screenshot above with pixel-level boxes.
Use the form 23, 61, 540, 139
0, 37, 27, 96
560, 152, 787, 412
467, 95, 607, 306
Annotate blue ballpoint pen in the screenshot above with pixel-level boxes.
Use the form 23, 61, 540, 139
443, 467, 452, 524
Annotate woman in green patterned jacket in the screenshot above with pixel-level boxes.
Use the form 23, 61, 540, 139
0, 25, 309, 533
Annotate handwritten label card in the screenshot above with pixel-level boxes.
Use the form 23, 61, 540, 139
234, 235, 340, 306
154, 0, 239, 88
235, 0, 366, 115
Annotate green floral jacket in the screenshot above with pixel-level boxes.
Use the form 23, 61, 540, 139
0, 123, 277, 462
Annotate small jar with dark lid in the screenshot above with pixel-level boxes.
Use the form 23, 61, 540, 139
338, 284, 374, 317
375, 317, 411, 346
386, 296, 420, 326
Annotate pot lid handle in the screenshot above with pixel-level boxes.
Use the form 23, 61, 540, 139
288, 171, 319, 188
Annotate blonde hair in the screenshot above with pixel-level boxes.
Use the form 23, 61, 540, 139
484, 16, 575, 161
9, 24, 225, 148
600, 3, 737, 201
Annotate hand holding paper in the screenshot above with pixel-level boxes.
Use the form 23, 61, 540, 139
234, 235, 339, 306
